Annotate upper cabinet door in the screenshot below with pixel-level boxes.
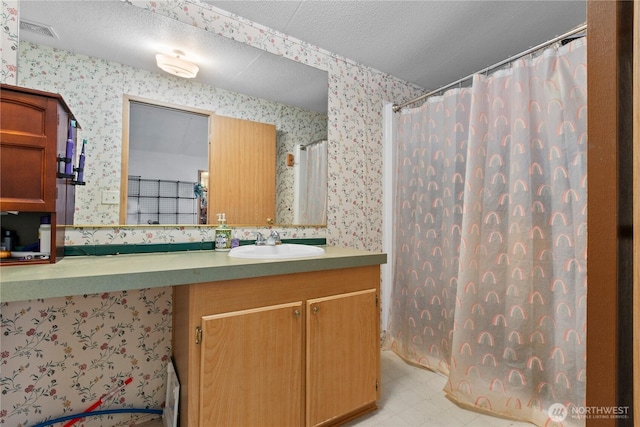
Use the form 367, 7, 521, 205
306, 289, 379, 427
0, 89, 59, 211
208, 115, 276, 225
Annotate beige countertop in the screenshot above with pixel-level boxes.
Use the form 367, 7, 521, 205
0, 246, 386, 303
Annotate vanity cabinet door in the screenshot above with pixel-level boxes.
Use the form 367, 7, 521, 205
306, 289, 379, 427
199, 301, 304, 427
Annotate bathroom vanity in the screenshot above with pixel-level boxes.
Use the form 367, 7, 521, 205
0, 246, 386, 427
173, 265, 381, 427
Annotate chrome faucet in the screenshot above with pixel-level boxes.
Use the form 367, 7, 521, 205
266, 230, 281, 246
255, 232, 266, 246
256, 230, 282, 246
254, 230, 281, 246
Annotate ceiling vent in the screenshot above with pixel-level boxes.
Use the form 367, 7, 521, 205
20, 20, 58, 38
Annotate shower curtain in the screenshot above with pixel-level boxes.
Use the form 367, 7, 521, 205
388, 38, 586, 426
298, 140, 328, 224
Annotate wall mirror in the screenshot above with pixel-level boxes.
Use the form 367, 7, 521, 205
18, 0, 329, 226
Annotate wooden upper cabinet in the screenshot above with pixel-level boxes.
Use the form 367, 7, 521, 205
0, 84, 78, 264
0, 86, 62, 211
208, 115, 276, 225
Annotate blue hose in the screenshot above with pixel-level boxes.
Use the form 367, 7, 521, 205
31, 408, 162, 427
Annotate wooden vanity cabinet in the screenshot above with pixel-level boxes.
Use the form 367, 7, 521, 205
200, 302, 304, 427
0, 84, 78, 264
172, 265, 381, 427
306, 289, 379, 427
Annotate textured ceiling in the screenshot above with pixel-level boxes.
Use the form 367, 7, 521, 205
205, 1, 586, 92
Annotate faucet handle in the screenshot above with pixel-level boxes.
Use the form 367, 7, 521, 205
255, 232, 266, 245
269, 230, 281, 245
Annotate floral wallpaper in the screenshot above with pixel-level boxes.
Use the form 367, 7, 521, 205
275, 108, 328, 225
1, 288, 172, 427
68, 224, 326, 246
1, 1, 423, 426
0, 0, 18, 84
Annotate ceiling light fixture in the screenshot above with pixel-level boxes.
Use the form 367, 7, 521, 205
155, 49, 199, 79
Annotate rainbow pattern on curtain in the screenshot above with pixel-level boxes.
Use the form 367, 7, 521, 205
388, 38, 587, 427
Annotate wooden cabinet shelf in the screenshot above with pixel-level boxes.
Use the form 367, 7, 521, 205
173, 265, 381, 427
0, 84, 79, 264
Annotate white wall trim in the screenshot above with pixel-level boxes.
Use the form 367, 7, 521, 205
381, 102, 396, 333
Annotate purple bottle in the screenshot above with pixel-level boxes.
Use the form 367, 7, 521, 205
64, 121, 75, 175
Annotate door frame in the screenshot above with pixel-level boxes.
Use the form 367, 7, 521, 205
120, 94, 213, 224
633, 0, 639, 425
586, 1, 635, 426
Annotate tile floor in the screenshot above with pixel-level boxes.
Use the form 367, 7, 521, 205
138, 350, 534, 427
342, 350, 534, 427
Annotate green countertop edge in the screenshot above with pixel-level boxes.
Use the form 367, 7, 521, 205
1, 246, 386, 303
64, 238, 327, 256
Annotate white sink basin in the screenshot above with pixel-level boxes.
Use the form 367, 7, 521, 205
228, 243, 325, 259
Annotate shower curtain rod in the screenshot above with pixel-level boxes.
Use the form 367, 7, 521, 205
300, 139, 326, 150
392, 23, 587, 113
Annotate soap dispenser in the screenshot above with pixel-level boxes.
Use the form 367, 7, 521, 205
214, 213, 232, 251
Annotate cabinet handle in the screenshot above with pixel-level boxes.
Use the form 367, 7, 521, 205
312, 306, 319, 314
293, 309, 301, 317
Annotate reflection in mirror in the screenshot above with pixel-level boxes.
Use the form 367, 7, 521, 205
124, 100, 209, 225
18, 0, 329, 226
295, 140, 328, 225
123, 97, 326, 226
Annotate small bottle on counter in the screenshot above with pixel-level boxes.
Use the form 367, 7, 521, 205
231, 232, 240, 249
3, 230, 14, 251
39, 216, 51, 254
214, 213, 232, 252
